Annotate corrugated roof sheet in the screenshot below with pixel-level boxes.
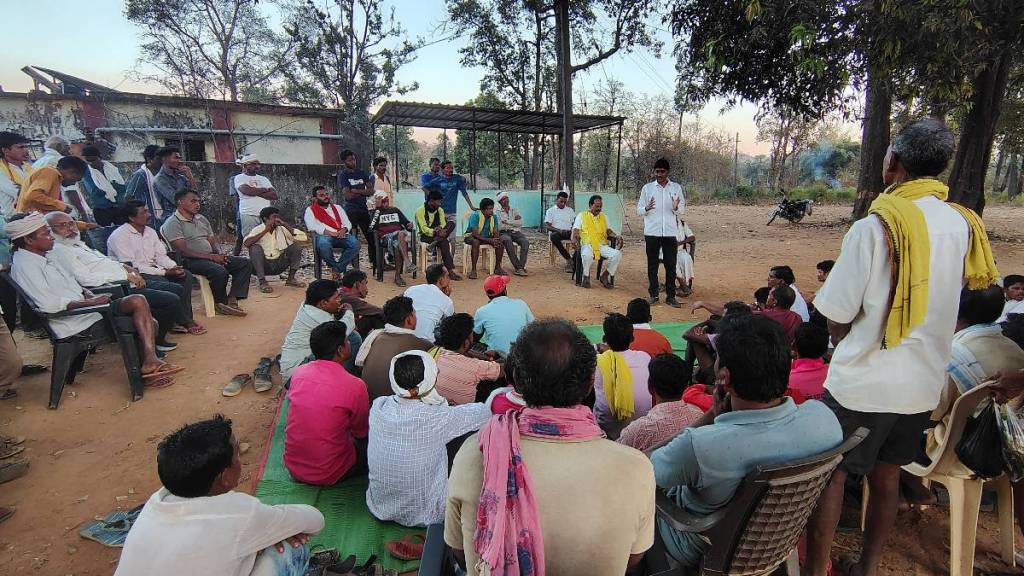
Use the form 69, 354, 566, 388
371, 101, 624, 134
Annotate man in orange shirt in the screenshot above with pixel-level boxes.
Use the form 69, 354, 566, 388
15, 156, 95, 231
626, 298, 673, 357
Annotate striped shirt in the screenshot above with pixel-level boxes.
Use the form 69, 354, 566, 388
434, 349, 502, 405
617, 400, 704, 452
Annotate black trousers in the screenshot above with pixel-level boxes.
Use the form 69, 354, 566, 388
645, 235, 677, 299
549, 230, 572, 261
348, 210, 376, 264
184, 256, 252, 304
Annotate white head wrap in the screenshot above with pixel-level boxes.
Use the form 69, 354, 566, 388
237, 153, 260, 166
389, 350, 446, 405
496, 191, 509, 202
4, 212, 47, 240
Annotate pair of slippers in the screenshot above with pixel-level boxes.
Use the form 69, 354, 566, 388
223, 357, 275, 397
308, 549, 390, 575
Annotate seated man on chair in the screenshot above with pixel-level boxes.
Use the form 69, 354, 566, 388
45, 211, 183, 354
108, 200, 205, 335
651, 314, 842, 569
463, 197, 506, 279
161, 190, 252, 317
545, 190, 576, 272
303, 185, 359, 280
495, 191, 529, 276
571, 194, 623, 289
415, 187, 460, 280
368, 192, 414, 287
7, 213, 182, 384
243, 206, 305, 294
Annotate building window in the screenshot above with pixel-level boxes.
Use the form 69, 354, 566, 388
162, 138, 207, 161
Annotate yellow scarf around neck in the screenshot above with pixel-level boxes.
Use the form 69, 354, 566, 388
869, 178, 999, 347
596, 349, 634, 421
0, 160, 33, 186
471, 212, 496, 235
580, 211, 607, 254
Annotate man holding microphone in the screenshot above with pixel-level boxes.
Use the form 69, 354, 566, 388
638, 158, 684, 308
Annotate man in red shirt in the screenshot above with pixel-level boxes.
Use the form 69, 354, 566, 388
626, 298, 674, 357
284, 321, 370, 485
757, 284, 803, 342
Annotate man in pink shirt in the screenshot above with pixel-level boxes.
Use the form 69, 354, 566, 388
788, 322, 830, 401
434, 312, 503, 404
285, 321, 369, 485
619, 353, 703, 452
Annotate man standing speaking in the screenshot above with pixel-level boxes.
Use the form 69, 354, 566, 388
638, 158, 684, 308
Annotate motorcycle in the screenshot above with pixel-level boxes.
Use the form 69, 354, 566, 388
767, 192, 813, 225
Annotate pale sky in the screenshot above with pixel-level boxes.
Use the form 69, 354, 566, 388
0, 0, 774, 154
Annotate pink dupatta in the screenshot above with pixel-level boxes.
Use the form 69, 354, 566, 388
473, 405, 603, 575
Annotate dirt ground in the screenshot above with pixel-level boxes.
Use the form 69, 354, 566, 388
1, 203, 1023, 575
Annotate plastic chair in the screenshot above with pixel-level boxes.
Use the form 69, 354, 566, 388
462, 241, 495, 276
196, 275, 216, 318
372, 228, 418, 281
1, 272, 145, 409
310, 230, 359, 280
648, 427, 869, 576
860, 383, 1015, 576
572, 248, 606, 286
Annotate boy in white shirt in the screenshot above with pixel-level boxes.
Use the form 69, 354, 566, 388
116, 415, 324, 576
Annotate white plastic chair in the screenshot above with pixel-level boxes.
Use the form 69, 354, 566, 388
462, 242, 495, 276
861, 382, 1015, 576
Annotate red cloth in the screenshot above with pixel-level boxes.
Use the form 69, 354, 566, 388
630, 328, 673, 358
310, 201, 344, 230
284, 360, 369, 485
757, 308, 803, 342
682, 383, 806, 414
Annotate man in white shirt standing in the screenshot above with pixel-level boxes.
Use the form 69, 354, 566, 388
108, 200, 206, 336
544, 190, 576, 272
235, 154, 277, 237
638, 158, 684, 308
404, 263, 455, 342
495, 191, 529, 276
304, 185, 359, 280
115, 415, 325, 576
804, 119, 999, 576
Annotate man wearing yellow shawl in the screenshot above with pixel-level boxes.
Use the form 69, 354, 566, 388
805, 119, 999, 576
594, 313, 652, 439
571, 195, 623, 289
463, 198, 507, 279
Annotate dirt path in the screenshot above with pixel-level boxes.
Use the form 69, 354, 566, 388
1, 203, 1022, 575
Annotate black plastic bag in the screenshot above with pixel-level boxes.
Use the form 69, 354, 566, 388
956, 400, 1005, 479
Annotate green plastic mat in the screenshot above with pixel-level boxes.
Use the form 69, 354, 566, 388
577, 321, 696, 357
254, 398, 421, 573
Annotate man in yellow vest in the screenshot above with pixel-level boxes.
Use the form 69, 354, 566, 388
571, 195, 623, 289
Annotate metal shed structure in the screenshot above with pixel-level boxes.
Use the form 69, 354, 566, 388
369, 101, 626, 202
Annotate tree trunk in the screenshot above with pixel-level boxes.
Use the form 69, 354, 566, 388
555, 0, 575, 201
1007, 155, 1022, 198
1012, 157, 1024, 198
946, 49, 1015, 215
993, 145, 1006, 191
852, 65, 892, 219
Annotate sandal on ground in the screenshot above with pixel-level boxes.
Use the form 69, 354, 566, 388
323, 555, 358, 574
467, 271, 478, 279
0, 389, 16, 400
309, 545, 341, 568
142, 363, 184, 379
385, 533, 426, 560
223, 374, 253, 397
20, 364, 48, 375
0, 506, 14, 525
215, 303, 248, 317
449, 271, 462, 281
394, 276, 407, 287
253, 358, 274, 393
0, 443, 24, 460
186, 324, 207, 335
285, 278, 306, 288
144, 376, 175, 389
514, 268, 528, 276
259, 282, 274, 294
0, 459, 29, 485
1, 436, 25, 447
170, 325, 189, 334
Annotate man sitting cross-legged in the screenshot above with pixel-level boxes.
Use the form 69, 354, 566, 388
367, 350, 490, 527
108, 200, 205, 336
651, 314, 842, 569
463, 197, 506, 279
285, 321, 369, 486
356, 296, 434, 400
338, 269, 384, 337
243, 206, 305, 294
446, 319, 656, 575
681, 301, 752, 384
277, 280, 357, 385
368, 191, 415, 287
618, 353, 703, 452
45, 211, 183, 354
626, 297, 674, 357
473, 274, 534, 356
594, 313, 653, 439
7, 213, 182, 385
545, 190, 576, 272
789, 322, 830, 401
572, 194, 623, 289
303, 185, 359, 280
115, 415, 324, 576
433, 312, 503, 405
161, 190, 252, 317
404, 263, 454, 342
415, 188, 461, 280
